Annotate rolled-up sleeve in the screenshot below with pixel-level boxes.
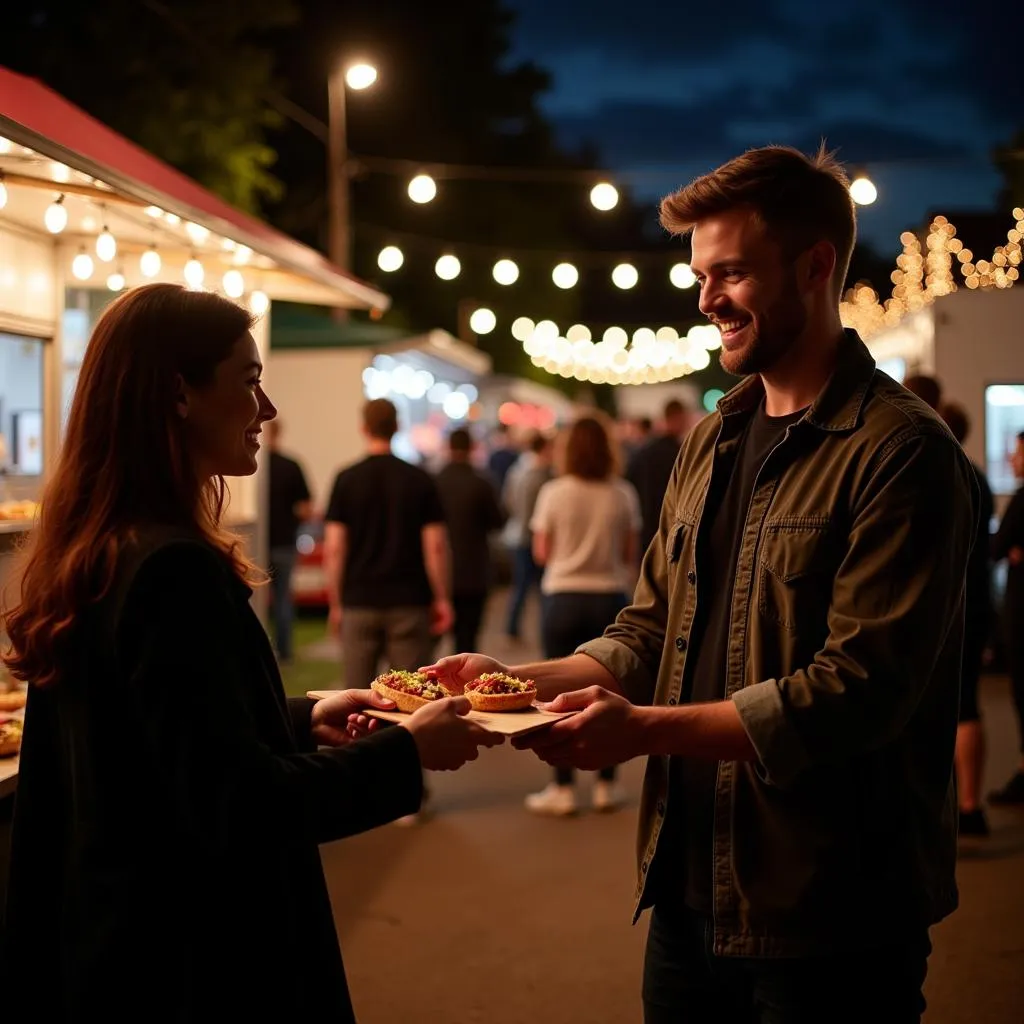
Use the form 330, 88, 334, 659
734, 430, 976, 788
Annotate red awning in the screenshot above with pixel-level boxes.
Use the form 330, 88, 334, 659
0, 66, 388, 310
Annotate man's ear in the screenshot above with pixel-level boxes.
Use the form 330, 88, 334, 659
805, 240, 837, 291
174, 373, 189, 420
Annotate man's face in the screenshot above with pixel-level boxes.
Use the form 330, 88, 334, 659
691, 208, 809, 377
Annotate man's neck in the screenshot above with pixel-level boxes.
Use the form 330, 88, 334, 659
760, 318, 845, 417
366, 439, 392, 456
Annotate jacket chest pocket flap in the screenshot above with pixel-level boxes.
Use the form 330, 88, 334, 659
757, 515, 835, 631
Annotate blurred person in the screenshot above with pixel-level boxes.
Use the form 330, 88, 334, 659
523, 416, 641, 816
502, 431, 554, 640
626, 399, 689, 553
989, 429, 1024, 806
902, 374, 943, 411
266, 418, 312, 664
486, 422, 519, 494
436, 428, 507, 653
323, 400, 456, 825
940, 401, 994, 835
0, 284, 499, 1021
427, 146, 977, 1024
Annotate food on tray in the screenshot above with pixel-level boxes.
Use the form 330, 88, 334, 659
0, 716, 22, 758
464, 672, 538, 712
0, 500, 39, 521
0, 688, 27, 712
370, 670, 452, 713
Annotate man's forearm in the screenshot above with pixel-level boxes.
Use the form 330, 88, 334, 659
423, 542, 450, 602
324, 551, 342, 609
509, 653, 624, 701
637, 699, 756, 761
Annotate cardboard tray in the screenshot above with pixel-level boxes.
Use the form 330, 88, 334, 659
306, 690, 576, 737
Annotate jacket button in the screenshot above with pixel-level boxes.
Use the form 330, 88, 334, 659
668, 696, 677, 706
687, 570, 696, 584
675, 635, 687, 652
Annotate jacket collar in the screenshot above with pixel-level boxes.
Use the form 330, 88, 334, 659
717, 328, 875, 434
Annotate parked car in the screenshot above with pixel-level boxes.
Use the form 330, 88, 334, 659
292, 520, 329, 610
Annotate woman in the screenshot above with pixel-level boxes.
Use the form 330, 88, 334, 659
524, 415, 641, 816
0, 284, 497, 1021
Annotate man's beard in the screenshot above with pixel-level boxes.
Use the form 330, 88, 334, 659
719, 277, 807, 377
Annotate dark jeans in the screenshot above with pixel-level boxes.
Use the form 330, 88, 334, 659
542, 590, 627, 787
643, 907, 931, 1024
269, 547, 297, 661
505, 544, 542, 637
452, 593, 487, 654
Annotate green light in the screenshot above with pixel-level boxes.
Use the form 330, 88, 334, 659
703, 389, 725, 413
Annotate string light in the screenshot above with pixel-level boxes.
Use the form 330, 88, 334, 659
377, 245, 404, 272
185, 222, 210, 245
612, 263, 639, 289
106, 269, 126, 291
71, 248, 94, 281
435, 254, 461, 280
140, 246, 161, 278
345, 63, 378, 90
0, 137, 11, 155
232, 244, 253, 266
44, 194, 68, 233
552, 262, 578, 289
222, 269, 245, 298
408, 174, 437, 204
249, 289, 270, 316
96, 225, 117, 262
492, 259, 519, 285
590, 182, 619, 211
184, 257, 205, 289
469, 307, 497, 334
0, 174, 7, 211
670, 262, 696, 289
849, 176, 878, 206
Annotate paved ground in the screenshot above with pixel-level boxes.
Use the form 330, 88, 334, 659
304, 592, 1024, 1024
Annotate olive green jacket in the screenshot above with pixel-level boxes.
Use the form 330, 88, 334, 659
579, 332, 977, 956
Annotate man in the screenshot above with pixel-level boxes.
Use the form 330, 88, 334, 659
626, 399, 689, 553
990, 429, 1024, 805
487, 423, 519, 495
435, 428, 507, 653
428, 146, 976, 1022
502, 432, 554, 640
324, 399, 454, 690
266, 419, 312, 664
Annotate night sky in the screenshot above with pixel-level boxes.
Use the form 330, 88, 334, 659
505, 0, 1023, 256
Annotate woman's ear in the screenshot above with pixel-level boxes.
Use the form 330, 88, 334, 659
174, 373, 189, 420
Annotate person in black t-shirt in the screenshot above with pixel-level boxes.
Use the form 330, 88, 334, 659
266, 420, 312, 664
323, 399, 454, 694
626, 399, 689, 555
435, 428, 506, 654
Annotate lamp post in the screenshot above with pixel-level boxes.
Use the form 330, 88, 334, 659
327, 61, 377, 273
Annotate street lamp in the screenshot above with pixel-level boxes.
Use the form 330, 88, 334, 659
328, 60, 378, 273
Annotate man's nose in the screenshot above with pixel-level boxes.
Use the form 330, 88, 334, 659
698, 281, 724, 318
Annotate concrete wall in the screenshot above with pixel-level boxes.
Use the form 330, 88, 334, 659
266, 347, 369, 509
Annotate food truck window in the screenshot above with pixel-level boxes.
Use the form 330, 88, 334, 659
0, 332, 44, 477
985, 384, 1024, 496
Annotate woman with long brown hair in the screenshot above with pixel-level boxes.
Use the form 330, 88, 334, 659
0, 284, 497, 1021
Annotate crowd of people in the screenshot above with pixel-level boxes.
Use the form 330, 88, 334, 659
3, 143, 1023, 1022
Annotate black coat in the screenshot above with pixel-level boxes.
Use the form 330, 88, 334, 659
1, 531, 422, 1021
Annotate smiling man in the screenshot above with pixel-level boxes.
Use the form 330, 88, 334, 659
426, 146, 978, 1023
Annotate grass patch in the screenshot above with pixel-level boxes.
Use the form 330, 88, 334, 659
278, 613, 341, 698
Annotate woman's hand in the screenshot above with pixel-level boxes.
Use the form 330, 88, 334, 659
310, 688, 396, 746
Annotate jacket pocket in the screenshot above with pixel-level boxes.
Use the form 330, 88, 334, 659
757, 516, 834, 632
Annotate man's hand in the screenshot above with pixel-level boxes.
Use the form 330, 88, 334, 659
420, 653, 509, 695
326, 605, 342, 637
310, 688, 395, 746
512, 687, 646, 769
430, 597, 455, 637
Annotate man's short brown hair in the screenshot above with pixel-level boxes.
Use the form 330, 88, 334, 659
903, 374, 942, 411
660, 144, 856, 295
362, 398, 398, 440
940, 401, 970, 445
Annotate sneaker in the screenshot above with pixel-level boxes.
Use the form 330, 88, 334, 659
988, 771, 1024, 806
957, 808, 990, 838
592, 780, 626, 813
524, 783, 577, 817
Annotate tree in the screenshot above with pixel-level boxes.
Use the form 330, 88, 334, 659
0, 0, 297, 213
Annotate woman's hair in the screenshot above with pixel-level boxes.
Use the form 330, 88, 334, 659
2, 284, 258, 688
562, 415, 619, 481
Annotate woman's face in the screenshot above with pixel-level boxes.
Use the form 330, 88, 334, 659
179, 332, 276, 479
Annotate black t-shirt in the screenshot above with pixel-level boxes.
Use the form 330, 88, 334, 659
268, 451, 311, 550
435, 462, 506, 596
656, 401, 805, 916
325, 454, 445, 608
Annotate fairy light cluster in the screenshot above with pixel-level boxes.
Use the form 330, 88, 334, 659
841, 209, 1023, 339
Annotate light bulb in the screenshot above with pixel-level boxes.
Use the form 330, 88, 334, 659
71, 250, 94, 280
145, 205, 163, 218
493, 259, 519, 285
670, 262, 696, 289
232, 244, 252, 266
612, 263, 639, 289
50, 162, 71, 183
408, 174, 437, 204
184, 258, 205, 289
849, 177, 877, 206
345, 63, 378, 90
45, 196, 68, 234
222, 269, 245, 298
511, 317, 535, 341
140, 247, 161, 278
0, 137, 11, 155
469, 308, 497, 334
106, 270, 126, 291
250, 290, 270, 316
0, 179, 7, 211
552, 262, 579, 289
590, 182, 619, 211
377, 245, 404, 272
164, 212, 181, 226
434, 254, 461, 280
185, 222, 210, 245
566, 324, 592, 343
96, 228, 117, 263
